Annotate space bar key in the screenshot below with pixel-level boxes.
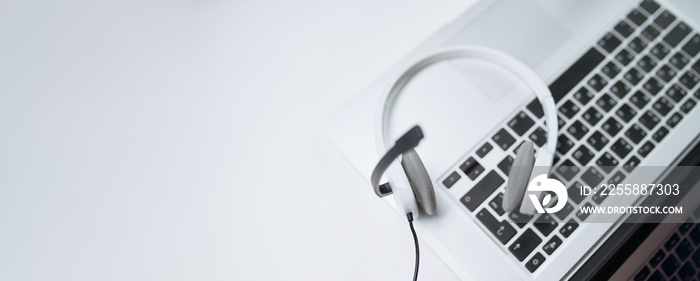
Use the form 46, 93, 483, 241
460, 170, 505, 211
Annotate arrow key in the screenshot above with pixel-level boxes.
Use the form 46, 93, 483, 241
509, 229, 542, 261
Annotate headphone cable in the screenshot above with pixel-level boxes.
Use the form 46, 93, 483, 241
407, 213, 419, 281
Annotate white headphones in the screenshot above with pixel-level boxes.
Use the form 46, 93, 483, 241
371, 46, 559, 218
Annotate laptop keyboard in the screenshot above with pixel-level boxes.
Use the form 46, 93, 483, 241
634, 208, 700, 281
440, 0, 700, 274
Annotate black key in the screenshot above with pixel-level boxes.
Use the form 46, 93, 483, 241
654, 10, 676, 29
638, 141, 655, 157
573, 145, 594, 165
582, 107, 603, 126
555, 203, 574, 221
657, 65, 677, 82
642, 25, 661, 41
565, 182, 583, 205
534, 214, 559, 236
624, 156, 640, 172
669, 52, 690, 70
549, 48, 605, 102
498, 155, 514, 175
628, 9, 648, 26
581, 167, 604, 187
615, 21, 634, 38
635, 266, 651, 281
666, 84, 687, 102
640, 0, 660, 14
602, 117, 623, 137
493, 128, 516, 150
615, 49, 634, 66
662, 254, 680, 277
596, 94, 617, 112
596, 152, 619, 173
460, 157, 478, 174
466, 163, 485, 180
476, 208, 516, 244
543, 235, 562, 255
611, 137, 633, 158
557, 160, 580, 181
573, 87, 594, 106
653, 97, 674, 116
588, 74, 608, 92
476, 142, 493, 158
557, 134, 575, 155
639, 110, 661, 130
527, 99, 544, 119
616, 104, 637, 122
529, 127, 547, 147
637, 55, 657, 73
568, 121, 589, 140
576, 202, 593, 221
667, 112, 683, 128
601, 61, 622, 79
489, 193, 505, 216
694, 60, 700, 78
508, 111, 535, 136
678, 262, 696, 281
591, 186, 608, 205
559, 219, 579, 238
610, 81, 631, 98
625, 124, 647, 144
666, 233, 681, 251
509, 209, 532, 228
693, 247, 700, 267
509, 229, 542, 262
650, 249, 666, 267
679, 218, 693, 234
647, 270, 664, 281
558, 115, 566, 128
676, 239, 693, 261
461, 171, 504, 211
650, 43, 670, 60
624, 68, 644, 86
630, 91, 651, 109
665, 22, 691, 47
679, 71, 699, 90
682, 34, 700, 57
643, 77, 664, 96
629, 36, 648, 53
443, 171, 461, 188
690, 225, 700, 245
652, 126, 670, 142
598, 32, 622, 54
559, 100, 580, 119
608, 171, 626, 185
588, 131, 609, 151
681, 99, 696, 113
526, 253, 546, 273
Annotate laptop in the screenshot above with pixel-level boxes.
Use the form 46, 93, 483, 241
326, 0, 700, 279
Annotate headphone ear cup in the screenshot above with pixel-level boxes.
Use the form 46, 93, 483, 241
401, 149, 436, 215
503, 141, 536, 213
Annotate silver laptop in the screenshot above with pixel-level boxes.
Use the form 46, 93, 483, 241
326, 0, 700, 279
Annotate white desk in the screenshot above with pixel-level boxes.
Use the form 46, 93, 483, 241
0, 0, 475, 280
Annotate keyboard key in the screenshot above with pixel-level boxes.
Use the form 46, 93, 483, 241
582, 107, 603, 126
597, 94, 618, 112
682, 34, 700, 57
529, 127, 547, 147
592, 186, 608, 204
559, 100, 580, 119
461, 171, 504, 211
665, 22, 691, 47
629, 36, 648, 53
679, 71, 699, 90
573, 145, 594, 165
647, 270, 664, 281
581, 167, 604, 187
666, 233, 681, 251
624, 68, 644, 85
443, 171, 461, 188
557, 134, 575, 154
568, 120, 589, 140
628, 9, 648, 26
667, 112, 683, 128
549, 48, 605, 102
508, 111, 535, 136
460, 157, 477, 174
654, 10, 676, 29
611, 137, 633, 158
640, 0, 660, 14
489, 193, 505, 216
608, 171, 626, 185
693, 60, 700, 77
555, 203, 574, 220
662, 254, 680, 277
639, 110, 661, 130
493, 128, 516, 150
678, 262, 695, 281
643, 77, 664, 95
601, 61, 622, 79
534, 214, 558, 236
573, 87, 594, 105
602, 117, 623, 137
650, 249, 666, 267
576, 202, 593, 221
676, 239, 693, 261
476, 142, 493, 158
476, 208, 516, 244
509, 229, 542, 261
681, 99, 696, 113
598, 32, 621, 54
497, 155, 514, 175
588, 74, 608, 91
693, 247, 700, 267
630, 91, 651, 109
637, 55, 657, 73
653, 97, 674, 116
559, 219, 579, 238
679, 218, 693, 234
615, 49, 634, 66
615, 20, 634, 38
509, 209, 532, 228
642, 25, 661, 41
616, 104, 637, 122
543, 235, 562, 255
527, 99, 544, 119
638, 141, 655, 157
625, 124, 647, 144
652, 126, 670, 142
656, 65, 677, 82
526, 252, 546, 273
610, 81, 631, 98
650, 43, 670, 60
666, 84, 687, 102
690, 225, 700, 245
557, 159, 580, 181
596, 152, 619, 173
624, 156, 640, 172
587, 131, 609, 151
669, 52, 690, 70
635, 266, 651, 281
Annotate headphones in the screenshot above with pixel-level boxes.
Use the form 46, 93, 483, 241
370, 46, 559, 218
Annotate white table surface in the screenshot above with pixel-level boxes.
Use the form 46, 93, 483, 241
0, 0, 477, 280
